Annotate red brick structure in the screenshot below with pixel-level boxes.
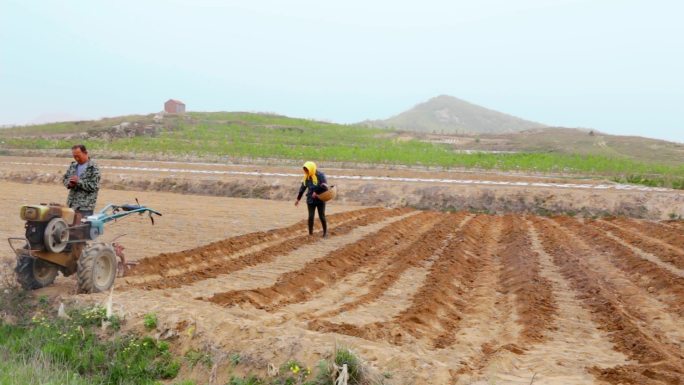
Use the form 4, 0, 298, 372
164, 99, 186, 114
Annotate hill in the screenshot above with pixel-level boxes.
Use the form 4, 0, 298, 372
363, 95, 546, 134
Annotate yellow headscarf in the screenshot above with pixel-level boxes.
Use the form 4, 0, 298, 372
302, 161, 318, 185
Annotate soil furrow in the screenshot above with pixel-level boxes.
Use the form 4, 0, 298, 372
128, 207, 382, 277
129, 208, 408, 290
611, 218, 684, 252
454, 215, 561, 383
205, 211, 443, 309
317, 212, 472, 319
458, 219, 629, 385
498, 214, 557, 343
663, 220, 684, 231
594, 219, 684, 271
166, 213, 414, 300
308, 215, 498, 347
533, 217, 684, 385
554, 216, 684, 317
542, 218, 684, 345
445, 217, 525, 382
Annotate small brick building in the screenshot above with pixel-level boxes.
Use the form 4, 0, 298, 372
164, 99, 186, 114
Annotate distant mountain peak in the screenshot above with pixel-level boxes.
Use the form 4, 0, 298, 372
363, 95, 546, 134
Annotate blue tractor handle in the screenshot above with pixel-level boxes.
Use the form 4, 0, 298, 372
84, 202, 162, 240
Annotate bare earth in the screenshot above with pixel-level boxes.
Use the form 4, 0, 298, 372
1, 165, 684, 384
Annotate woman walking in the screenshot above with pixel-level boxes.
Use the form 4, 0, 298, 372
295, 161, 329, 237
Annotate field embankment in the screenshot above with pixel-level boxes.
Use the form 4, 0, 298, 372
1, 156, 683, 219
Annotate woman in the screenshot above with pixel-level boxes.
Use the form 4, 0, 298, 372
295, 161, 329, 237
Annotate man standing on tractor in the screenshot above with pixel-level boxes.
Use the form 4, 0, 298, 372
62, 144, 101, 217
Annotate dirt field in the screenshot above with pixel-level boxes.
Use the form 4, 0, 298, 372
117, 207, 683, 384
1, 179, 684, 383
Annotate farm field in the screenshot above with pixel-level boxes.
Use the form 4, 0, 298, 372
1, 181, 683, 384
2, 112, 683, 189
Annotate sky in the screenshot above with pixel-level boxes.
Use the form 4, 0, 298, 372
1, 0, 683, 143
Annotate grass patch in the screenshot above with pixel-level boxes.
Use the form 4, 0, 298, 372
0, 304, 181, 385
143, 312, 158, 330
184, 348, 212, 368
611, 174, 684, 189
0, 350, 93, 385
230, 352, 242, 366
229, 375, 265, 385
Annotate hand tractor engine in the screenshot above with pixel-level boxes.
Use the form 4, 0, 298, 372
9, 202, 161, 293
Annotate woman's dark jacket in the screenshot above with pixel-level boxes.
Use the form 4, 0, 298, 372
297, 171, 328, 204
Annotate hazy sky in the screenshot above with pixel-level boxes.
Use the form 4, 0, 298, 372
2, 0, 683, 142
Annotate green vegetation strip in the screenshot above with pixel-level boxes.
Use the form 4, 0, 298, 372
0, 306, 180, 385
2, 112, 683, 188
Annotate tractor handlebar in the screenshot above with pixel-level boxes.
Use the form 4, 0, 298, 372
92, 203, 162, 225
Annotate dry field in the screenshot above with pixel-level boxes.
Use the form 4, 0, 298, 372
1, 180, 684, 384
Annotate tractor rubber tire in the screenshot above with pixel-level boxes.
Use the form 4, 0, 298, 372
77, 243, 117, 294
15, 254, 59, 290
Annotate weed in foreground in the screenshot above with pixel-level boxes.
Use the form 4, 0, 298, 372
144, 312, 158, 330
230, 352, 242, 366
228, 347, 370, 385
334, 347, 363, 385
229, 375, 265, 385
185, 348, 213, 368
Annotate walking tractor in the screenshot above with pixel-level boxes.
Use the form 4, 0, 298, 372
8, 202, 162, 293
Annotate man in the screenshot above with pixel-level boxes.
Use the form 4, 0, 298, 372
62, 144, 101, 217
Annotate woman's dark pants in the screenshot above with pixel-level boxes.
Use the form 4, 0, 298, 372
307, 201, 327, 236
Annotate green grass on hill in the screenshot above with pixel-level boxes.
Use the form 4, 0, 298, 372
2, 112, 683, 188
0, 115, 154, 136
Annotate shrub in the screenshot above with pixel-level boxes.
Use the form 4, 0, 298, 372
334, 347, 362, 385
143, 313, 158, 330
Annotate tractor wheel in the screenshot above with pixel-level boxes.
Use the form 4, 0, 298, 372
77, 243, 117, 293
15, 253, 59, 290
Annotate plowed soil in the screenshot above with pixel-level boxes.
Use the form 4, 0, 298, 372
1, 181, 683, 384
